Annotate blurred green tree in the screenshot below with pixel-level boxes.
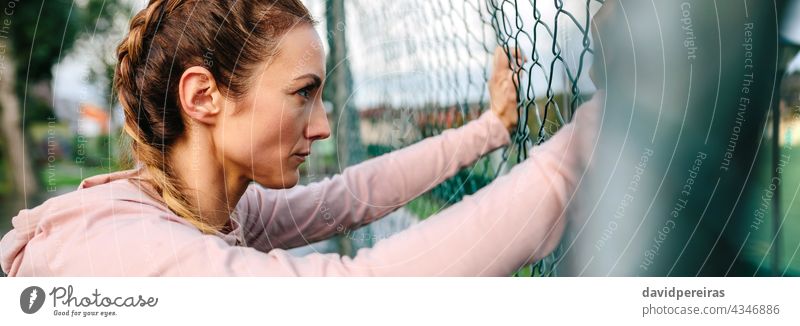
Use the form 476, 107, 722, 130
0, 0, 128, 200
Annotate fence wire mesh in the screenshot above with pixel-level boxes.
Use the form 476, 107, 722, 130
342, 0, 603, 276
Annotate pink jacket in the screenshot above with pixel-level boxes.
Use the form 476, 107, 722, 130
1, 96, 600, 276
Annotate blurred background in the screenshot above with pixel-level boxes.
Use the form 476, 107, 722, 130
0, 0, 798, 276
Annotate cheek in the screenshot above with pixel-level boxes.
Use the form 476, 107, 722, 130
277, 107, 308, 145
248, 101, 307, 162
254, 105, 307, 186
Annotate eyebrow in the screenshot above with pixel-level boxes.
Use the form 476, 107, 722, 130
294, 73, 322, 86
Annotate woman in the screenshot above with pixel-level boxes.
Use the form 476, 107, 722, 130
0, 0, 601, 276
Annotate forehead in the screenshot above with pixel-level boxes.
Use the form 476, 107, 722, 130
267, 24, 326, 78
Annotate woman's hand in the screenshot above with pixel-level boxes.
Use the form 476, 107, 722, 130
489, 47, 524, 133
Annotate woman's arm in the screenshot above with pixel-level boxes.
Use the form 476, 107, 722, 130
236, 109, 510, 251
236, 48, 523, 252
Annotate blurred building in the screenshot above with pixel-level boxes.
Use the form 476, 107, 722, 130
77, 103, 110, 137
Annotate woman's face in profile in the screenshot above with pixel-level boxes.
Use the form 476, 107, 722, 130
220, 24, 331, 189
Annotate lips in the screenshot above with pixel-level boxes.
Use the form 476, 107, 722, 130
293, 152, 310, 163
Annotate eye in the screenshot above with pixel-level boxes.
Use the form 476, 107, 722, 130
297, 86, 312, 100
295, 82, 319, 100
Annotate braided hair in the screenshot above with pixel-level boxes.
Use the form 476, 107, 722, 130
114, 0, 315, 234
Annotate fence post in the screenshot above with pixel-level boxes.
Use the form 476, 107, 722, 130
325, 0, 364, 168
325, 0, 364, 256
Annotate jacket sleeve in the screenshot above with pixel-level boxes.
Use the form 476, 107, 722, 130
236, 110, 511, 251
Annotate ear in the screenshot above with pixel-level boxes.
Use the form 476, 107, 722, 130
178, 66, 222, 125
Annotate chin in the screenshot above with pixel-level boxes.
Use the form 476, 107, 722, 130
255, 172, 299, 189
280, 172, 300, 188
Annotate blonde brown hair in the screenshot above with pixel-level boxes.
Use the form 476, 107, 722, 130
114, 0, 315, 234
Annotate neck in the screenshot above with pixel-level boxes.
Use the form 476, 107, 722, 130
169, 130, 249, 233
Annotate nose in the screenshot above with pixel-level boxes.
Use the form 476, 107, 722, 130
306, 99, 331, 141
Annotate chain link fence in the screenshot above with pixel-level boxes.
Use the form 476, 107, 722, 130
325, 0, 604, 276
